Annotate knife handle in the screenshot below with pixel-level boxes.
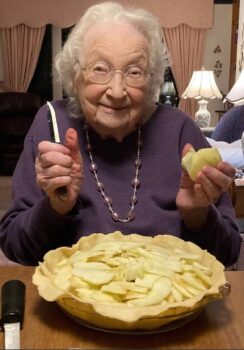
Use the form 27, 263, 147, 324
56, 186, 68, 201
1, 280, 25, 328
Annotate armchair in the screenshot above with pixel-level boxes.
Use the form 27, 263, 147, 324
0, 92, 44, 175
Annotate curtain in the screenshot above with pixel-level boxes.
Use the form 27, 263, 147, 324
0, 0, 213, 29
1, 24, 46, 92
163, 25, 207, 118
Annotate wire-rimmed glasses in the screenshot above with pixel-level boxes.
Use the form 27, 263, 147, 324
81, 62, 153, 87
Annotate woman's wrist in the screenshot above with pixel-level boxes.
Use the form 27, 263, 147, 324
50, 197, 78, 215
178, 206, 209, 231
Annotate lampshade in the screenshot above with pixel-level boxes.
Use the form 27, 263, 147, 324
223, 69, 244, 105
181, 68, 222, 100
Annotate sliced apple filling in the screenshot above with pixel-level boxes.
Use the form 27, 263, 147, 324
35, 236, 215, 307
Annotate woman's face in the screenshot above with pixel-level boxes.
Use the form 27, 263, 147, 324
76, 22, 150, 141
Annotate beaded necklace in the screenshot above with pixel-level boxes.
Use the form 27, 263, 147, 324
84, 122, 142, 223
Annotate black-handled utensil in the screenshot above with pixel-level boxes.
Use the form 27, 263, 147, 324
1, 280, 26, 350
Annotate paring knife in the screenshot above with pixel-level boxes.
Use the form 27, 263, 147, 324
1, 280, 25, 350
47, 101, 68, 201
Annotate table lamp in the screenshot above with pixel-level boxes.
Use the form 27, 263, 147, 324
223, 69, 244, 105
181, 67, 223, 127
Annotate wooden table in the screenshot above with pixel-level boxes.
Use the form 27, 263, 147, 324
235, 182, 244, 218
0, 266, 244, 349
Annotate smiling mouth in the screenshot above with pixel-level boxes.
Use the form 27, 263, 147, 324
100, 105, 128, 114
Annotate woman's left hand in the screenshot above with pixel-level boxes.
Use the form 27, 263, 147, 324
176, 143, 236, 230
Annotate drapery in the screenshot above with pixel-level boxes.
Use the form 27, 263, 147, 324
164, 25, 207, 117
1, 25, 46, 92
0, 0, 213, 99
0, 0, 213, 29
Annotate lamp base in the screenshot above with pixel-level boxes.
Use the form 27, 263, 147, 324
195, 100, 211, 128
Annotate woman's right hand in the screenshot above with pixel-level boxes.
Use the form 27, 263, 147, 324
35, 128, 84, 214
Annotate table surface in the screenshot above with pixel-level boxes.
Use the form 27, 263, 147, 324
0, 267, 244, 349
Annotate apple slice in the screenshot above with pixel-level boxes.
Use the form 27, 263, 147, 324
72, 266, 114, 285
182, 147, 221, 181
128, 279, 172, 307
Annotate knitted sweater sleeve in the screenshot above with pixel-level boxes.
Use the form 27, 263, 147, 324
0, 104, 82, 265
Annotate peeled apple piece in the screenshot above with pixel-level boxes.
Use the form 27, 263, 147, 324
182, 147, 221, 181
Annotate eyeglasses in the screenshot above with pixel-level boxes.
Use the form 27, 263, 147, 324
81, 62, 153, 87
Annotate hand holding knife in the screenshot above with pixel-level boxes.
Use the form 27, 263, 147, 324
1, 280, 25, 350
47, 101, 68, 201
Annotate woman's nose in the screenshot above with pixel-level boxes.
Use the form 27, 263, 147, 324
106, 72, 127, 99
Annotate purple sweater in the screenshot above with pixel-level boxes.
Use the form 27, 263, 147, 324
0, 101, 241, 266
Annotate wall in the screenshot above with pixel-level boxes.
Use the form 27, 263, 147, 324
203, 4, 232, 126
0, 36, 4, 84
236, 0, 244, 79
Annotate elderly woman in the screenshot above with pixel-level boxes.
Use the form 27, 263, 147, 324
0, 2, 241, 266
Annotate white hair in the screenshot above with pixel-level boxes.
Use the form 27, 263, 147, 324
55, 1, 169, 116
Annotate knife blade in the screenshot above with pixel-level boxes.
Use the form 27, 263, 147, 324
47, 101, 68, 201
1, 280, 25, 350
47, 101, 60, 143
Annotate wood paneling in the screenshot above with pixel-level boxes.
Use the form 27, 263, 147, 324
235, 185, 244, 217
